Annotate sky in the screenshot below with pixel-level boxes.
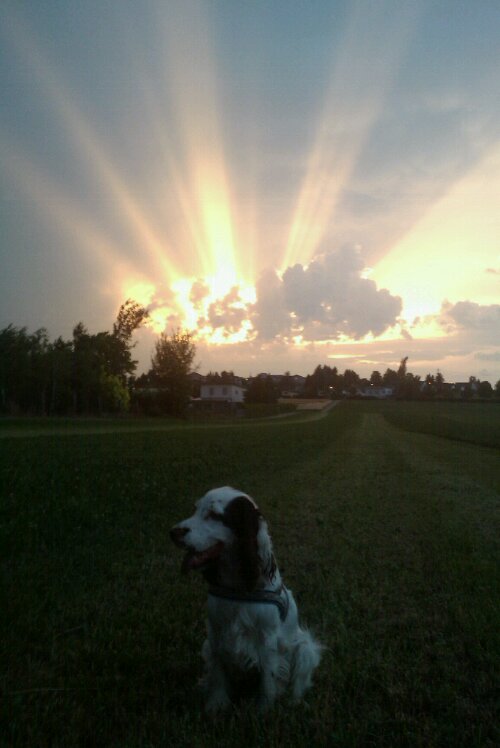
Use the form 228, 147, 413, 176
1, 0, 499, 383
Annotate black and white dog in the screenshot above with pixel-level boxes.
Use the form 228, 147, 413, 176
170, 487, 322, 712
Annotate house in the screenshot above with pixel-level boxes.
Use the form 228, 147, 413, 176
200, 383, 246, 403
453, 381, 479, 398
191, 381, 246, 416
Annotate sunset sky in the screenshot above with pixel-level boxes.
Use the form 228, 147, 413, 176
1, 0, 499, 382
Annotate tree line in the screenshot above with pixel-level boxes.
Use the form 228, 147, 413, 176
0, 300, 149, 415
0, 302, 200, 417
300, 358, 499, 401
1, 309, 498, 417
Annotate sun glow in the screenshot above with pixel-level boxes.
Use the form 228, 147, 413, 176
124, 272, 256, 343
3, 0, 498, 380
372, 144, 500, 338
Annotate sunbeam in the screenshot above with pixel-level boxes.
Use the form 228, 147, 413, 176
2, 10, 180, 282
371, 144, 500, 328
1, 0, 498, 383
1, 3, 255, 342
283, 1, 419, 270
0, 137, 131, 279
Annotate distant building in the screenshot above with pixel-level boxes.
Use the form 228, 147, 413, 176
453, 381, 479, 398
189, 381, 246, 416
200, 383, 246, 403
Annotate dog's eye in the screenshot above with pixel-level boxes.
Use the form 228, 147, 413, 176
207, 510, 222, 521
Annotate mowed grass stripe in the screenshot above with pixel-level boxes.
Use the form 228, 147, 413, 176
1, 403, 498, 746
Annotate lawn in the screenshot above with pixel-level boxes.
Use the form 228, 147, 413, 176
1, 402, 499, 746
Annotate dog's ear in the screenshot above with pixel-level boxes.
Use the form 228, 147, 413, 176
223, 496, 261, 590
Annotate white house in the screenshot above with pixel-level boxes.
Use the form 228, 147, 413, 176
200, 383, 246, 403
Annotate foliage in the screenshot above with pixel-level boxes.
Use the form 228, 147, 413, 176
112, 298, 149, 343
1, 402, 498, 746
99, 370, 130, 412
478, 380, 493, 399
1, 320, 498, 417
0, 300, 148, 415
144, 329, 197, 416
205, 370, 238, 384
245, 375, 278, 403
303, 365, 341, 397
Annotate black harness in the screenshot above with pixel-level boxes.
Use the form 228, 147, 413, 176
208, 584, 290, 622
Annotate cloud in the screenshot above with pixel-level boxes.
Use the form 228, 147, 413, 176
253, 246, 402, 341
206, 287, 247, 334
440, 300, 500, 331
475, 351, 500, 362
252, 269, 290, 340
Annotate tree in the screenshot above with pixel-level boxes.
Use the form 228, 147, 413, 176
245, 375, 278, 404
206, 370, 235, 384
150, 329, 196, 416
398, 356, 408, 379
0, 325, 52, 414
370, 370, 383, 387
343, 369, 360, 395
477, 380, 493, 399
303, 365, 341, 398
48, 336, 73, 414
99, 370, 130, 412
113, 299, 149, 343
70, 300, 148, 413
398, 372, 422, 400
422, 373, 436, 398
435, 370, 445, 398
382, 367, 399, 388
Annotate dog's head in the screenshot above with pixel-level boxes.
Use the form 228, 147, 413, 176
170, 487, 274, 591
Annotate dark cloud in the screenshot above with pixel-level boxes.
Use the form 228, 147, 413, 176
206, 287, 246, 334
252, 269, 289, 340
441, 300, 500, 331
253, 246, 402, 341
190, 281, 210, 304
475, 351, 500, 362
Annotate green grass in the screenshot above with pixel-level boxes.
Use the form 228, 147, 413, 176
374, 400, 500, 449
0, 415, 184, 438
1, 402, 499, 746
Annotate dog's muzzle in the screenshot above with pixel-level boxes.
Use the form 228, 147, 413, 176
170, 527, 224, 574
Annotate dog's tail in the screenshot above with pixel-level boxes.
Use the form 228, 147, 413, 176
291, 629, 323, 701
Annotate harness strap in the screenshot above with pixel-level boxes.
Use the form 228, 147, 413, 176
208, 584, 290, 622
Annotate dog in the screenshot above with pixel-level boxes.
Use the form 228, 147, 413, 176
170, 486, 322, 712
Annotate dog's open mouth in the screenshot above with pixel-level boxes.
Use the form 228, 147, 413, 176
181, 541, 224, 573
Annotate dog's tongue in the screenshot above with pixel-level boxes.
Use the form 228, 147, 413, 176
181, 542, 224, 573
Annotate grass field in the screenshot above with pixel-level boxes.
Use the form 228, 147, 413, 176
1, 402, 499, 746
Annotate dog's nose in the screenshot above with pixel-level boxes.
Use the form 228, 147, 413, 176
170, 526, 189, 546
